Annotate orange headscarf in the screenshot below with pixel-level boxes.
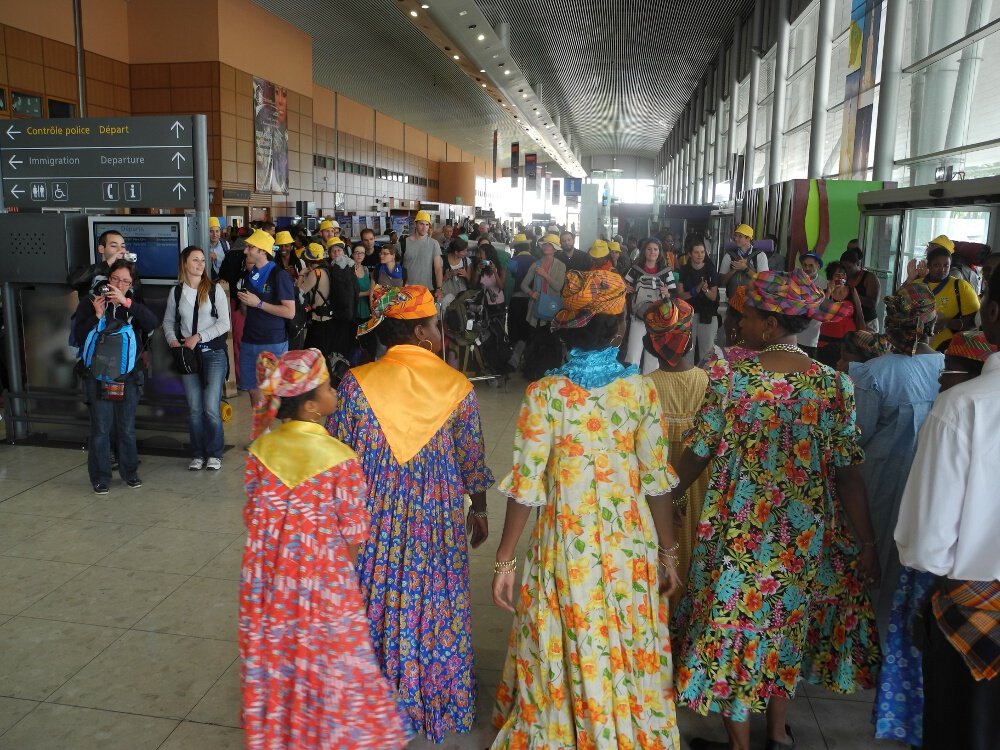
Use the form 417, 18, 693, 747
552, 270, 627, 330
358, 284, 437, 336
252, 348, 329, 439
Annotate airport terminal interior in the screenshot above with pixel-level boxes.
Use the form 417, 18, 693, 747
2, 0, 999, 748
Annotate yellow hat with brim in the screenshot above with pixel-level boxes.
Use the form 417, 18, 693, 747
589, 240, 610, 258
208, 216, 221, 229
608, 240, 621, 253
319, 220, 335, 231
414, 210, 431, 224
928, 234, 955, 253
512, 233, 529, 244
325, 237, 346, 248
274, 230, 294, 246
539, 233, 561, 248
245, 229, 275, 254
303, 242, 327, 261
735, 224, 754, 239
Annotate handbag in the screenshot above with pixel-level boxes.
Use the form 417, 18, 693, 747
533, 265, 562, 322
171, 284, 202, 375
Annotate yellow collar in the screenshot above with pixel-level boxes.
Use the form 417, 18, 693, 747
250, 420, 357, 487
352, 345, 472, 464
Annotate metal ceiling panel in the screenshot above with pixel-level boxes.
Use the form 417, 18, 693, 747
254, 0, 751, 163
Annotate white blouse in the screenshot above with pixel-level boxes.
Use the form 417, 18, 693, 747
162, 283, 231, 345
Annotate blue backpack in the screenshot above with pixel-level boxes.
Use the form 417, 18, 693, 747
81, 315, 139, 382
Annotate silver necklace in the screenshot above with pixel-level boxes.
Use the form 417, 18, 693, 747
761, 343, 807, 356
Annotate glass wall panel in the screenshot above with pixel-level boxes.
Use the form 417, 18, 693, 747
786, 63, 816, 129
790, 3, 820, 73
783, 126, 812, 180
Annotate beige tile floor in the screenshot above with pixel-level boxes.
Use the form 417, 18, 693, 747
0, 379, 901, 749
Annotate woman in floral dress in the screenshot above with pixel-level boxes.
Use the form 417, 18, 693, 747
330, 285, 494, 743
491, 270, 682, 750
667, 270, 881, 750
240, 349, 408, 750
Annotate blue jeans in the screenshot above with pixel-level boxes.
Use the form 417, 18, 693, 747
180, 347, 227, 459
84, 373, 142, 485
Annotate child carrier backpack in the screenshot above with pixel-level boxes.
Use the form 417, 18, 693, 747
81, 315, 138, 382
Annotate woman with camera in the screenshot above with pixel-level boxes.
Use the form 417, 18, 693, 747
73, 259, 159, 494
163, 246, 232, 471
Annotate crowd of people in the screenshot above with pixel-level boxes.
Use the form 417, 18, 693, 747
67, 217, 999, 750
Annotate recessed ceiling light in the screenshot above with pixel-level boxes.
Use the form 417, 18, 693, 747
501, 103, 507, 107
459, 9, 467, 14
410, 10, 418, 16
453, 54, 460, 59
479, 68, 486, 72
421, 3, 429, 6
504, 69, 510, 75
522, 93, 527, 98
481, 83, 487, 87
477, 34, 485, 41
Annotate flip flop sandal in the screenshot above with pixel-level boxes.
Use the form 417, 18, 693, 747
763, 724, 795, 750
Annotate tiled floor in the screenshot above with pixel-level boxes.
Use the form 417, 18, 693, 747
0, 379, 900, 749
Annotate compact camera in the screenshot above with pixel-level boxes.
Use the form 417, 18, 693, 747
123, 251, 138, 263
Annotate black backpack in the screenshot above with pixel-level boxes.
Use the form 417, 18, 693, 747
725, 247, 763, 298
328, 265, 360, 322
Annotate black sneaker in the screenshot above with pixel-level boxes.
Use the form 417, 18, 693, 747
93, 484, 109, 495
125, 476, 142, 489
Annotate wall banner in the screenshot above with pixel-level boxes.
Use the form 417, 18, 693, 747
253, 76, 289, 195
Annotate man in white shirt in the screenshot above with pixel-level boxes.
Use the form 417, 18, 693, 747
207, 217, 229, 279
719, 224, 769, 299
402, 210, 443, 298
894, 262, 1000, 750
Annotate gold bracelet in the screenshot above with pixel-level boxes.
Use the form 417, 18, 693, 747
494, 558, 517, 575
657, 542, 679, 556
470, 509, 488, 519
658, 554, 679, 569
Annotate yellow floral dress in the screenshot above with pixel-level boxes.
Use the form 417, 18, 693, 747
492, 373, 680, 750
647, 368, 711, 613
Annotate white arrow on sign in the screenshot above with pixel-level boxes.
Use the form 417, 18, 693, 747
5, 124, 21, 140
10, 184, 24, 199
170, 121, 186, 138
171, 152, 186, 169
173, 182, 187, 199
8, 154, 22, 170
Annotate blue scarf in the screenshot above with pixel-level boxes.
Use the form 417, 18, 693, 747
546, 346, 638, 389
248, 261, 276, 294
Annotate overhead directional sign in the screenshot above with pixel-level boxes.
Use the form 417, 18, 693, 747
0, 116, 195, 209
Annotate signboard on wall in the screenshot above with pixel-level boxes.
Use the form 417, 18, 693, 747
511, 142, 520, 187
252, 76, 288, 195
0, 116, 195, 209
552, 178, 561, 205
525, 153, 537, 192
564, 178, 582, 196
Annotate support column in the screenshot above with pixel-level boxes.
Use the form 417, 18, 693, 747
728, 16, 742, 198
744, 1, 764, 191
769, 0, 791, 186
695, 88, 706, 204
808, 0, 835, 177
712, 54, 726, 202
946, 0, 993, 148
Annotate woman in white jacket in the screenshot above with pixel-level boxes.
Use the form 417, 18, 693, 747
163, 245, 232, 470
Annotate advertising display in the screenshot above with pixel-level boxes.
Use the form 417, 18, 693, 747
525, 153, 537, 192
88, 215, 189, 284
511, 142, 520, 188
252, 76, 289, 195
552, 178, 561, 205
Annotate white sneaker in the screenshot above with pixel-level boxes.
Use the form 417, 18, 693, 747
188, 458, 204, 471
206, 457, 222, 471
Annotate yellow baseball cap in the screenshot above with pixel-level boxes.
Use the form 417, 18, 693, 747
928, 234, 955, 253
318, 219, 335, 231
208, 216, 221, 229
303, 242, 327, 261
589, 239, 610, 258
734, 224, 754, 239
274, 230, 294, 245
414, 210, 432, 224
325, 237, 346, 248
539, 233, 561, 248
245, 229, 275, 255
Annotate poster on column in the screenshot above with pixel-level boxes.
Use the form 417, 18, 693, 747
253, 76, 289, 195
838, 0, 881, 179
511, 142, 520, 187
525, 153, 537, 192
552, 178, 561, 205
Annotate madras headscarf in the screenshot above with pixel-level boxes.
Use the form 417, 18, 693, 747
727, 283, 748, 315
552, 270, 627, 330
842, 330, 894, 362
746, 268, 849, 322
644, 297, 694, 367
884, 283, 938, 355
945, 330, 998, 362
357, 284, 437, 336
252, 348, 329, 439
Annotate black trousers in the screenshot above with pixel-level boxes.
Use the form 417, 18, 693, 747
921, 604, 1000, 750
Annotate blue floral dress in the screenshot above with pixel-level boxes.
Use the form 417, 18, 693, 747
330, 372, 495, 742
672, 356, 869, 721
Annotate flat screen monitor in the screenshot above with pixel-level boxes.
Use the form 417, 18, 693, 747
88, 216, 189, 285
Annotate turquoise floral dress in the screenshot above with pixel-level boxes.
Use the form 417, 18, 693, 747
673, 356, 869, 721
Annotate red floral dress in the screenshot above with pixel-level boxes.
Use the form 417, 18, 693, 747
240, 424, 408, 750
